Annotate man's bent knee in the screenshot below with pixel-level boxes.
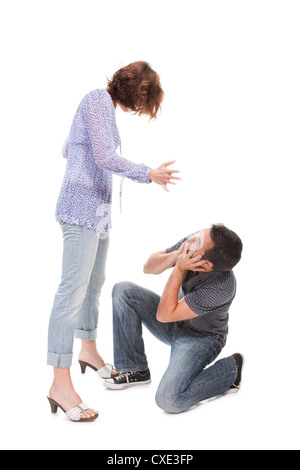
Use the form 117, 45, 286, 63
155, 390, 186, 415
112, 281, 136, 300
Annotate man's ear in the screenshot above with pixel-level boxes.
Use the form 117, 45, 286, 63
202, 260, 214, 272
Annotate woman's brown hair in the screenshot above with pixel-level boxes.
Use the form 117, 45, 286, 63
107, 61, 164, 119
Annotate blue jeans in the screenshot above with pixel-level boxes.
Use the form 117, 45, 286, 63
112, 282, 238, 414
47, 223, 109, 368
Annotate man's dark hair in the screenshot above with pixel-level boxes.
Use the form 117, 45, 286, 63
204, 224, 243, 272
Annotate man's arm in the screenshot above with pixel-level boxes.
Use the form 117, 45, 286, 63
143, 250, 181, 275
144, 235, 194, 275
157, 244, 207, 323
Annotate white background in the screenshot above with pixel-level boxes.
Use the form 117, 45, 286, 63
1, 0, 299, 450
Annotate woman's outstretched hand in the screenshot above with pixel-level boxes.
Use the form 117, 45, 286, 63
149, 161, 181, 192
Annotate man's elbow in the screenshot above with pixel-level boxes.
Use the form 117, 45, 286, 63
157, 314, 168, 323
142, 253, 153, 274
143, 263, 152, 274
143, 263, 161, 275
157, 309, 171, 323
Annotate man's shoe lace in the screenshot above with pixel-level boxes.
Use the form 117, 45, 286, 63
115, 371, 135, 383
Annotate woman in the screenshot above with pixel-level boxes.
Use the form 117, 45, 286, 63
47, 61, 179, 422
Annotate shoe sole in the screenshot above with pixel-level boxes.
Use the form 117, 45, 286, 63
103, 379, 152, 390
224, 354, 245, 395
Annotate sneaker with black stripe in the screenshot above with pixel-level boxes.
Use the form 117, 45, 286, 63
103, 368, 151, 390
225, 353, 245, 394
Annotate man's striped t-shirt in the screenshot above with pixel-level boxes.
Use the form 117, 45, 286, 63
165, 235, 237, 341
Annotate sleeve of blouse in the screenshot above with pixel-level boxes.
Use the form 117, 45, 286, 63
84, 91, 151, 183
62, 137, 69, 159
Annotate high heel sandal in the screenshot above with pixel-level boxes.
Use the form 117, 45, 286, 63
78, 360, 117, 379
47, 397, 98, 422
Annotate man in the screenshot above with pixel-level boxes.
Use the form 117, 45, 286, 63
104, 224, 244, 414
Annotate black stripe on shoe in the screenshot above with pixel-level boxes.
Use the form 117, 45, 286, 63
228, 353, 245, 393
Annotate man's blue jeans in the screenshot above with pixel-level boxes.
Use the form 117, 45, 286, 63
112, 282, 238, 414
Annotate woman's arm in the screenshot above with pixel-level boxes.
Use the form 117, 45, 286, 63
85, 91, 151, 182
84, 90, 180, 188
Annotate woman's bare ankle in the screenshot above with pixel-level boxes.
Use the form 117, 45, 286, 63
50, 368, 82, 408
79, 340, 105, 370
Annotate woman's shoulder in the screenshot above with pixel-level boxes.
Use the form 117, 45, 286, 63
83, 88, 113, 106
79, 90, 115, 122
73, 89, 116, 134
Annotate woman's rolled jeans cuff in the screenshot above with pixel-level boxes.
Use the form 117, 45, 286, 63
47, 329, 98, 368
75, 327, 98, 341
47, 352, 73, 369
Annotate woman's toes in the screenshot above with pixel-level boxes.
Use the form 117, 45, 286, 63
82, 409, 97, 419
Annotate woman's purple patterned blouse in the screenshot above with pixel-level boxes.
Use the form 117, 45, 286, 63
56, 89, 151, 233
